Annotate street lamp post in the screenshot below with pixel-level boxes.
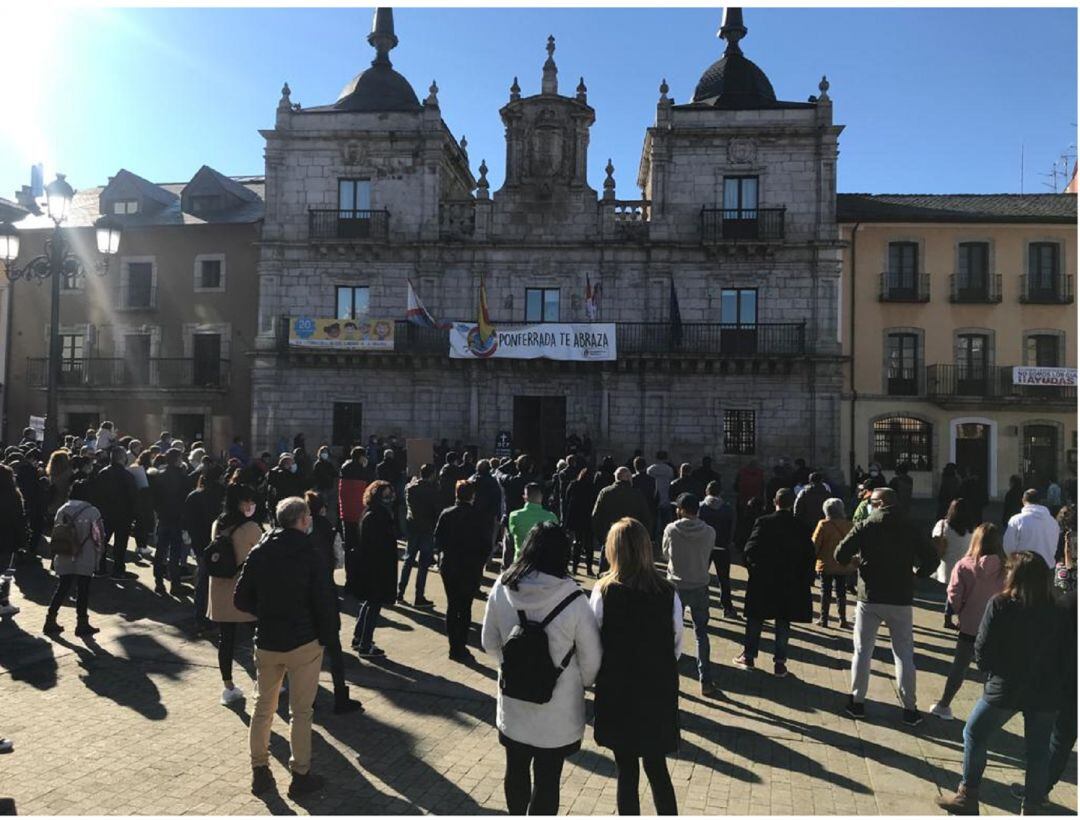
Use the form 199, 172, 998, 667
0, 174, 122, 453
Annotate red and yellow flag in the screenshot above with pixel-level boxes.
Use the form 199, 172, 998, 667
478, 274, 495, 343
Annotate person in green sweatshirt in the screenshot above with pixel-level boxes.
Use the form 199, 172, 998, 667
507, 483, 558, 562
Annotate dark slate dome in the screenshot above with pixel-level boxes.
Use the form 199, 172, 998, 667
333, 8, 421, 114
692, 7, 778, 109
692, 52, 777, 108
335, 64, 421, 113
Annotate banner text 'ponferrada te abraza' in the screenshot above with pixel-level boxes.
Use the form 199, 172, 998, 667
449, 322, 617, 361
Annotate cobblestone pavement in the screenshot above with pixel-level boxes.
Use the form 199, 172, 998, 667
0, 539, 1075, 816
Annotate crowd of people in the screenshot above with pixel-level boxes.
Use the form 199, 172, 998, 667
0, 423, 1076, 814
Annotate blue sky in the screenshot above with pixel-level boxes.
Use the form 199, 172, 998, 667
0, 6, 1076, 198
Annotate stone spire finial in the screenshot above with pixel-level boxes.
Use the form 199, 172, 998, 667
510, 76, 521, 102
368, 7, 399, 67
603, 158, 616, 200
425, 80, 439, 107
576, 77, 587, 103
477, 159, 490, 200
459, 134, 468, 156
817, 75, 830, 101
541, 35, 558, 95
278, 82, 292, 111
659, 78, 669, 102
718, 7, 747, 55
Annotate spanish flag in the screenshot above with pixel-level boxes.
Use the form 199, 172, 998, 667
478, 274, 495, 343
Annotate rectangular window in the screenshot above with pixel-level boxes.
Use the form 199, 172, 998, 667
198, 259, 222, 290
1029, 243, 1060, 292
123, 334, 151, 386
957, 242, 989, 291
956, 333, 989, 396
888, 242, 919, 291
873, 416, 932, 471
722, 176, 758, 215
60, 266, 81, 291
886, 333, 919, 396
1026, 334, 1061, 367
524, 288, 560, 322
112, 200, 139, 215
60, 334, 84, 385
723, 409, 756, 455
720, 288, 758, 354
126, 262, 154, 308
192, 333, 222, 387
338, 179, 372, 214
336, 286, 370, 320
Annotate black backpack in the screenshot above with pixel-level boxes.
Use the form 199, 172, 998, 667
499, 590, 584, 704
203, 527, 238, 579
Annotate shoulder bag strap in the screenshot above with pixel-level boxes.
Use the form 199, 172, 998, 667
516, 609, 529, 628
542, 590, 586, 670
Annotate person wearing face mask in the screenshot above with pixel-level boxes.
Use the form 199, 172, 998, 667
207, 483, 265, 705
346, 480, 399, 658
310, 446, 339, 530
266, 454, 306, 525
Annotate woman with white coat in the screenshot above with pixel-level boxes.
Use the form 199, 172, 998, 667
481, 521, 602, 815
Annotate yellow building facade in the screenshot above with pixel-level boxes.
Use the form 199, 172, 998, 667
839, 194, 1077, 502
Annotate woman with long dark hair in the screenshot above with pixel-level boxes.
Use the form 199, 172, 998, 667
929, 523, 1007, 721
0, 464, 26, 567
481, 521, 601, 816
564, 466, 598, 576
936, 551, 1064, 815
346, 479, 398, 658
591, 517, 681, 815
206, 483, 264, 705
933, 498, 975, 629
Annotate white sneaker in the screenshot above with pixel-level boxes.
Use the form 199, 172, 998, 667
220, 686, 245, 706
0, 737, 13, 753
929, 702, 953, 720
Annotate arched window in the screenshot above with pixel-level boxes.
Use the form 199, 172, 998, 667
873, 416, 932, 471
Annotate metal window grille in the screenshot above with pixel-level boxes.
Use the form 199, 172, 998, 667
872, 416, 932, 471
723, 409, 756, 455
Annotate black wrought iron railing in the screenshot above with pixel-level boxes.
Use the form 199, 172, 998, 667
701, 208, 785, 242
949, 274, 1002, 304
926, 364, 1076, 401
1018, 274, 1073, 305
308, 209, 390, 241
879, 272, 931, 303
27, 358, 231, 389
277, 317, 807, 357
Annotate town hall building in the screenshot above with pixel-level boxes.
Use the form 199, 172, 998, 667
251, 7, 846, 476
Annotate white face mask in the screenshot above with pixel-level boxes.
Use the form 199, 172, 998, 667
289, 464, 297, 474
319, 452, 329, 461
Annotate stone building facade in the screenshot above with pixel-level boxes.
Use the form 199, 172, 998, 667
252, 8, 845, 477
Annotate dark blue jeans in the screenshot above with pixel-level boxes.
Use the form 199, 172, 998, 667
153, 526, 186, 583
743, 617, 791, 664
398, 530, 434, 599
961, 697, 1056, 801
353, 601, 381, 650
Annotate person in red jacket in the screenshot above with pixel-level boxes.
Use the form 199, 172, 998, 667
338, 447, 374, 582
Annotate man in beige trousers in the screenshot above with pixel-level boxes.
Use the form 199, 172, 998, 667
234, 496, 338, 798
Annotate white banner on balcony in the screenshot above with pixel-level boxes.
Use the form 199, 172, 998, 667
1012, 366, 1077, 387
449, 322, 617, 361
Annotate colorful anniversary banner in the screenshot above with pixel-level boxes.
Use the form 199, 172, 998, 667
288, 316, 395, 350
449, 322, 617, 361
1012, 366, 1078, 387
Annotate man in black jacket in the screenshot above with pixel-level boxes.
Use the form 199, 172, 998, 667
733, 489, 815, 677
631, 456, 659, 539
834, 487, 939, 724
265, 454, 306, 523
434, 482, 488, 662
234, 496, 337, 799
398, 464, 441, 608
150, 449, 192, 596
96, 447, 138, 578
471, 459, 504, 562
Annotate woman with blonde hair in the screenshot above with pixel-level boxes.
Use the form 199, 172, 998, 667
45, 450, 73, 524
929, 523, 1007, 721
590, 517, 681, 815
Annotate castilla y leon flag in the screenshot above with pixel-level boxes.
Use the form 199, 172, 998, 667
478, 274, 495, 343
406, 279, 450, 330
